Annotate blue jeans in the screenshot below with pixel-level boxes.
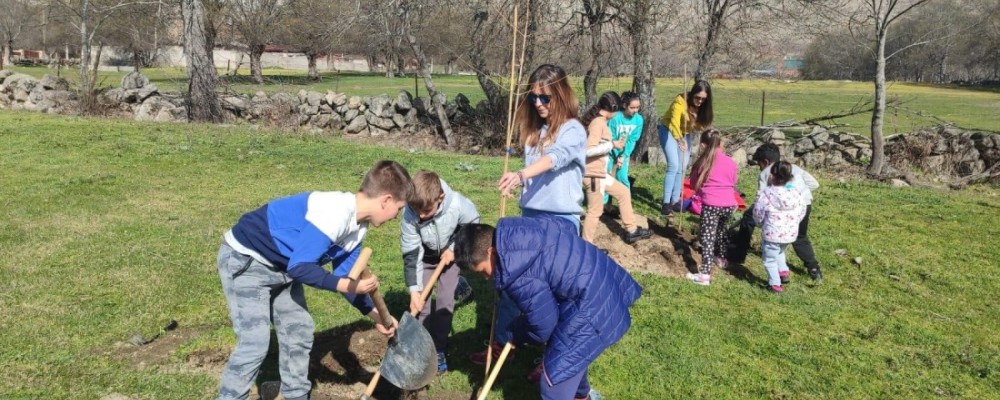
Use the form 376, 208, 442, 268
761, 241, 790, 286
494, 209, 580, 344
658, 125, 691, 205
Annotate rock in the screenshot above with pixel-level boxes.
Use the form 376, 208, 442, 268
395, 90, 412, 112
270, 92, 296, 112
731, 148, 748, 166
455, 93, 473, 115
122, 89, 140, 103
40, 74, 70, 91
794, 138, 816, 154
834, 248, 848, 257
392, 112, 408, 129
335, 105, 349, 114
135, 97, 174, 122
297, 113, 311, 126
369, 126, 390, 137
13, 88, 29, 102
120, 71, 149, 90
369, 94, 393, 118
445, 100, 458, 118
348, 96, 362, 109
328, 113, 345, 131
344, 115, 368, 134
366, 111, 396, 130
852, 256, 864, 266
939, 125, 964, 137
222, 96, 248, 113
809, 125, 827, 136
136, 84, 158, 102
768, 129, 786, 141
298, 89, 308, 104
43, 90, 76, 103
329, 91, 347, 106
28, 86, 45, 103
890, 179, 910, 188
306, 91, 323, 107
153, 108, 177, 122
101, 88, 124, 104
923, 155, 945, 171
0, 69, 14, 81
311, 113, 333, 129
344, 109, 359, 123
298, 104, 319, 116
252, 91, 268, 102
811, 131, 831, 146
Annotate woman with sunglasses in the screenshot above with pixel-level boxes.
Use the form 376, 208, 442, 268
657, 80, 714, 215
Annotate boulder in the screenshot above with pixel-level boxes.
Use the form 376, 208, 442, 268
369, 94, 393, 118
794, 138, 815, 154
328, 113, 345, 131
101, 88, 125, 104
344, 115, 368, 134
890, 179, 910, 188
122, 89, 140, 103
311, 113, 333, 129
344, 109, 359, 123
13, 88, 29, 102
136, 84, 158, 102
731, 148, 748, 166
0, 69, 14, 82
319, 104, 333, 114
326, 91, 347, 106
366, 111, 396, 130
40, 74, 70, 91
222, 96, 248, 113
43, 90, 76, 103
395, 90, 412, 112
306, 91, 323, 107
298, 104, 319, 116
810, 131, 831, 146
369, 126, 390, 137
121, 71, 149, 90
252, 91, 268, 102
135, 97, 174, 122
348, 96, 362, 109
298, 90, 308, 104
392, 112, 408, 129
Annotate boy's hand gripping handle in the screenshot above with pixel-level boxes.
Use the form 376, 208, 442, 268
347, 248, 392, 328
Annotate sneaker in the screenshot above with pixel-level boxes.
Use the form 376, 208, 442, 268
575, 389, 604, 400
624, 227, 652, 244
779, 271, 790, 284
769, 285, 784, 293
436, 351, 448, 375
470, 342, 510, 365
454, 275, 473, 304
808, 267, 824, 282
686, 272, 711, 286
526, 362, 543, 383
660, 202, 673, 216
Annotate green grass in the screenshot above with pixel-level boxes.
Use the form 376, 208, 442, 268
10, 66, 1000, 136
1, 110, 998, 399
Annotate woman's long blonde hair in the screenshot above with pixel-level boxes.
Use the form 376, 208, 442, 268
516, 64, 580, 150
691, 129, 724, 190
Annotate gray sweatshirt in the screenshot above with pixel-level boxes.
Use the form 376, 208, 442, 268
519, 120, 587, 214
400, 179, 480, 293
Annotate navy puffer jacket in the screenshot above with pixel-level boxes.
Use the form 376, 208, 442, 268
494, 215, 642, 386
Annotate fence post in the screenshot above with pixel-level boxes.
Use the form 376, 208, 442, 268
760, 90, 766, 126
414, 73, 419, 98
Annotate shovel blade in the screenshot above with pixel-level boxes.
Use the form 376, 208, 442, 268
379, 313, 437, 390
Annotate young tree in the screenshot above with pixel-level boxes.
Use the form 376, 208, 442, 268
849, 0, 932, 176
183, 0, 223, 122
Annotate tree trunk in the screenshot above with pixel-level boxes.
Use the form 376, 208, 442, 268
582, 0, 604, 107
307, 52, 319, 81
79, 0, 92, 96
183, 0, 223, 123
469, 9, 506, 120
406, 32, 454, 145
249, 44, 264, 84
133, 51, 142, 72
0, 45, 6, 68
869, 29, 888, 177
694, 10, 723, 81
630, 0, 657, 163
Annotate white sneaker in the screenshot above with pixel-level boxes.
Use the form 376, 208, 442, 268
686, 272, 711, 286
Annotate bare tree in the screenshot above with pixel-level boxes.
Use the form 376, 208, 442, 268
399, 0, 454, 144
103, 0, 173, 70
849, 0, 932, 176
0, 0, 37, 68
283, 0, 356, 80
226, 0, 286, 84
579, 0, 615, 106
183, 0, 223, 122
691, 0, 774, 80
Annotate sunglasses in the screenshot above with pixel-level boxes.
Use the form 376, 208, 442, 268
527, 93, 552, 105
693, 95, 708, 101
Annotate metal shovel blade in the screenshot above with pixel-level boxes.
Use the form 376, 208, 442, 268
379, 313, 437, 390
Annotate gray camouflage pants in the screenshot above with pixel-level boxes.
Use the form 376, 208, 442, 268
217, 242, 313, 400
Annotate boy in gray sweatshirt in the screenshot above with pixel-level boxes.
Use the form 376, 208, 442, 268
401, 171, 480, 374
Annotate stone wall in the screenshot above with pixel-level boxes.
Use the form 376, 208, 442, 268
0, 70, 78, 114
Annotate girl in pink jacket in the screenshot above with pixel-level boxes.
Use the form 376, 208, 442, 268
686, 129, 739, 286
753, 161, 807, 293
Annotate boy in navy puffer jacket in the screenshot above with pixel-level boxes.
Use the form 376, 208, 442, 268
454, 216, 641, 400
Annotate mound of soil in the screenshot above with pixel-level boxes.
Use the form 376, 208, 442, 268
590, 212, 701, 277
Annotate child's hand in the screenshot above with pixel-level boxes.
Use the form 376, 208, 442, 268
498, 171, 523, 198
438, 249, 455, 268
409, 291, 425, 315
374, 315, 398, 338
341, 275, 378, 294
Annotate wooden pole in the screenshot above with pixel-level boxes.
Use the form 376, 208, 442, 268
760, 90, 766, 126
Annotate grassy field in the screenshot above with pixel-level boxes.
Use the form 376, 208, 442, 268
1, 110, 998, 399
11, 66, 1000, 136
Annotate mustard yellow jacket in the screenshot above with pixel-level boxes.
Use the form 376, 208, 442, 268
659, 94, 701, 140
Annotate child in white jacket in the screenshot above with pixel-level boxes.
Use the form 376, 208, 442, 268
753, 161, 806, 293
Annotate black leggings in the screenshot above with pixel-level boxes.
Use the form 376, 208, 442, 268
700, 205, 736, 275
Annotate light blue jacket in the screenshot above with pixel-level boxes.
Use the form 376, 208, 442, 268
519, 120, 586, 214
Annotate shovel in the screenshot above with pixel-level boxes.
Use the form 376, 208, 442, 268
349, 249, 437, 399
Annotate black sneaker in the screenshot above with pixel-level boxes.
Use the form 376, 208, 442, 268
809, 268, 824, 282
660, 203, 673, 215
625, 227, 652, 244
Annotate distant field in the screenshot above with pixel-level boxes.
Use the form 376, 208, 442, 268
10, 66, 1000, 135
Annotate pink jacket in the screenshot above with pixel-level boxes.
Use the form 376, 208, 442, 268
691, 149, 739, 207
753, 184, 806, 244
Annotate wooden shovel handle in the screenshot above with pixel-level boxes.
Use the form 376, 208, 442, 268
345, 248, 392, 327
348, 248, 374, 280
477, 342, 514, 400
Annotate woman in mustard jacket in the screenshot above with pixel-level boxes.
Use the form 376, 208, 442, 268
657, 80, 714, 215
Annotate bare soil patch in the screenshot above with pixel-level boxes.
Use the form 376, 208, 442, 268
590, 212, 701, 277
